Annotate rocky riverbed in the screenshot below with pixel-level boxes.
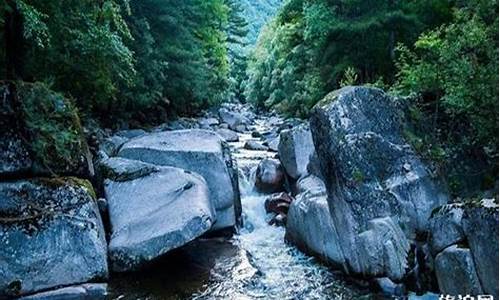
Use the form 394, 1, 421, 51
1, 83, 497, 299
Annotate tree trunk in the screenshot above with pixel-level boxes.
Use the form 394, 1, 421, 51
5, 0, 25, 80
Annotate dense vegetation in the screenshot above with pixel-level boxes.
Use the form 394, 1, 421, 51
245, 0, 498, 194
0, 0, 249, 125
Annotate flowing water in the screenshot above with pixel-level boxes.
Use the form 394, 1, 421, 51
108, 117, 371, 300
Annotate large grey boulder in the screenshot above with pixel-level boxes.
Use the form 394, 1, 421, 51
18, 283, 108, 300
278, 125, 315, 180
118, 129, 240, 230
461, 199, 499, 296
429, 204, 465, 255
0, 179, 108, 298
435, 245, 483, 296
105, 165, 215, 271
255, 158, 286, 193
310, 86, 449, 280
285, 175, 346, 269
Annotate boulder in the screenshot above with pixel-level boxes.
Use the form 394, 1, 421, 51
435, 245, 483, 296
264, 137, 279, 152
0, 179, 108, 298
278, 125, 315, 179
218, 108, 249, 131
310, 86, 449, 280
461, 199, 499, 296
255, 158, 286, 193
18, 284, 108, 300
244, 141, 268, 151
0, 82, 93, 177
118, 129, 240, 230
285, 175, 346, 268
215, 129, 239, 142
105, 165, 215, 271
429, 204, 465, 255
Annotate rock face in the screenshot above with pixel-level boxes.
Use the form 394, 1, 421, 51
0, 82, 93, 178
310, 86, 449, 280
255, 158, 286, 193
0, 179, 108, 298
99, 157, 159, 182
18, 283, 108, 300
429, 204, 465, 254
461, 200, 499, 296
105, 164, 214, 271
118, 129, 240, 230
278, 125, 315, 180
435, 245, 483, 296
285, 175, 345, 268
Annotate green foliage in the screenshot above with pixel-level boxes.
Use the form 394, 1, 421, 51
394, 0, 499, 195
340, 67, 358, 88
1, 0, 234, 125
246, 0, 453, 117
17, 82, 87, 173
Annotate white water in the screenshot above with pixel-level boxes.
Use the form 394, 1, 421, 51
191, 118, 365, 300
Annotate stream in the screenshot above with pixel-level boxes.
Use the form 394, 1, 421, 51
108, 116, 371, 300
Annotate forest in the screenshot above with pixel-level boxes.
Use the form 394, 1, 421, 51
0, 0, 498, 299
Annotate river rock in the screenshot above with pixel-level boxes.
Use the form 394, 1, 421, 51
278, 125, 315, 179
218, 108, 249, 131
0, 179, 108, 298
18, 283, 108, 300
118, 129, 240, 230
435, 245, 483, 296
216, 128, 239, 142
244, 140, 268, 151
429, 204, 465, 254
105, 166, 214, 271
264, 192, 293, 215
0, 82, 93, 177
310, 86, 448, 280
461, 199, 499, 296
255, 158, 286, 193
286, 175, 346, 268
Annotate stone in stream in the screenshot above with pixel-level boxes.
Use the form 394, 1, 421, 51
461, 199, 499, 296
244, 140, 268, 151
17, 283, 108, 300
255, 158, 286, 193
310, 86, 449, 280
0, 178, 108, 298
434, 245, 483, 296
198, 117, 219, 128
218, 107, 250, 131
285, 175, 346, 268
118, 129, 240, 230
215, 128, 239, 142
105, 164, 215, 272
278, 124, 315, 180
